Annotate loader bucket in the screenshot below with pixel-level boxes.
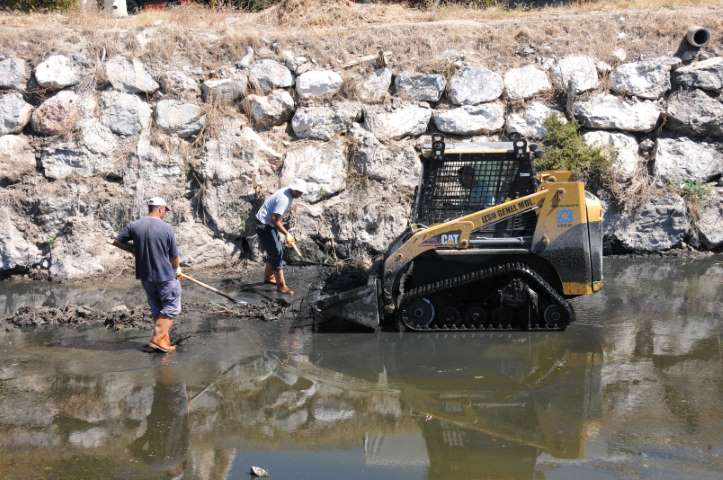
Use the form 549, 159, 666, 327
312, 276, 381, 330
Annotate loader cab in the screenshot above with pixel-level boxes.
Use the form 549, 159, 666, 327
415, 135, 541, 240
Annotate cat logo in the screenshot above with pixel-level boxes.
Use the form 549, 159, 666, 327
440, 233, 460, 246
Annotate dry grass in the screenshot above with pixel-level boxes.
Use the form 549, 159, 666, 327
0, 1, 721, 73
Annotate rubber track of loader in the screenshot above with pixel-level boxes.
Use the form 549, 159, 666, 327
398, 261, 574, 332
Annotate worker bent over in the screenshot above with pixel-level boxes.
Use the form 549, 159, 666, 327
255, 179, 307, 295
114, 197, 182, 353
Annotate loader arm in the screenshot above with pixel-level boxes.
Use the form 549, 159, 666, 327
384, 189, 552, 276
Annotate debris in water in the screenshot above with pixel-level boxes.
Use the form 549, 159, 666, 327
250, 465, 269, 477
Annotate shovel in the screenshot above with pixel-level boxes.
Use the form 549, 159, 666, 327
179, 272, 248, 305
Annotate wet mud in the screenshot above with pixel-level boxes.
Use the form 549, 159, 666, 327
1, 300, 288, 333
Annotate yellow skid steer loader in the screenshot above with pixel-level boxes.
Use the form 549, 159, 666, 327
314, 135, 603, 331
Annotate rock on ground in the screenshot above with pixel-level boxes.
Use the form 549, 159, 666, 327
159, 71, 201, 100
100, 91, 151, 136
104, 56, 159, 94
504, 65, 552, 100
0, 135, 35, 184
249, 59, 294, 92
551, 55, 599, 93
583, 131, 640, 180
281, 140, 347, 204
0, 92, 33, 135
155, 99, 205, 138
295, 70, 343, 99
394, 72, 446, 103
433, 103, 505, 135
574, 94, 661, 132
696, 186, 723, 250
31, 90, 81, 136
34, 55, 80, 90
606, 194, 689, 252
0, 57, 28, 91
506, 102, 565, 139
609, 58, 677, 100
654, 137, 723, 183
673, 57, 723, 92
355, 68, 392, 104
666, 89, 723, 138
448, 66, 504, 104
243, 90, 295, 129
0, 206, 42, 271
362, 104, 431, 141
201, 77, 248, 104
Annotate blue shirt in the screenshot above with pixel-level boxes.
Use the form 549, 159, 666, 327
256, 187, 293, 226
116, 216, 179, 282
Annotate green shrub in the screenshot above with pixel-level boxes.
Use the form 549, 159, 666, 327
680, 180, 713, 205
2, 0, 77, 11
536, 114, 613, 191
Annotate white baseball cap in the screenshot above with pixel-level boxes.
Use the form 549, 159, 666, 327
289, 178, 308, 194
148, 197, 170, 209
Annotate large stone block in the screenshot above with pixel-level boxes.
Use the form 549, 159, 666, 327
551, 55, 599, 93
0, 92, 33, 135
34, 55, 80, 90
506, 102, 565, 139
0, 206, 42, 271
281, 140, 347, 204
243, 90, 295, 129
666, 89, 723, 138
100, 91, 151, 136
201, 77, 248, 104
696, 186, 723, 250
605, 194, 689, 252
394, 72, 446, 103
31, 90, 81, 136
291, 104, 360, 140
0, 135, 35, 184
609, 58, 677, 99
356, 68, 392, 104
448, 66, 504, 104
296, 70, 343, 99
0, 57, 28, 91
249, 59, 294, 92
583, 131, 640, 180
673, 57, 723, 92
654, 137, 722, 183
362, 104, 431, 141
504, 64, 552, 101
155, 99, 205, 138
433, 103, 505, 135
104, 56, 159, 94
349, 125, 420, 189
573, 94, 661, 132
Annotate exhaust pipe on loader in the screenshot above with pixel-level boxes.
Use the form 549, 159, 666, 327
686, 26, 711, 48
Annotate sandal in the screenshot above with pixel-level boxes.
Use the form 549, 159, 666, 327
148, 341, 176, 353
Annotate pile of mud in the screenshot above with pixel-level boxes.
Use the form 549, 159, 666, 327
0, 300, 288, 333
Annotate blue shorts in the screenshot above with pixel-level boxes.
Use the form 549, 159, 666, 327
257, 224, 284, 271
141, 279, 182, 318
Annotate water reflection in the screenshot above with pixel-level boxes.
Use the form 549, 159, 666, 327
0, 257, 721, 479
129, 362, 189, 479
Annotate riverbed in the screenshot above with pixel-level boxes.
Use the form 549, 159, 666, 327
1, 256, 721, 479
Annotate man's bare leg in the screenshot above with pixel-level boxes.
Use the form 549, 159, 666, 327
273, 270, 294, 295
264, 262, 276, 285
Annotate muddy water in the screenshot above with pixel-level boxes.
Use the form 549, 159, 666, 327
1, 257, 721, 480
